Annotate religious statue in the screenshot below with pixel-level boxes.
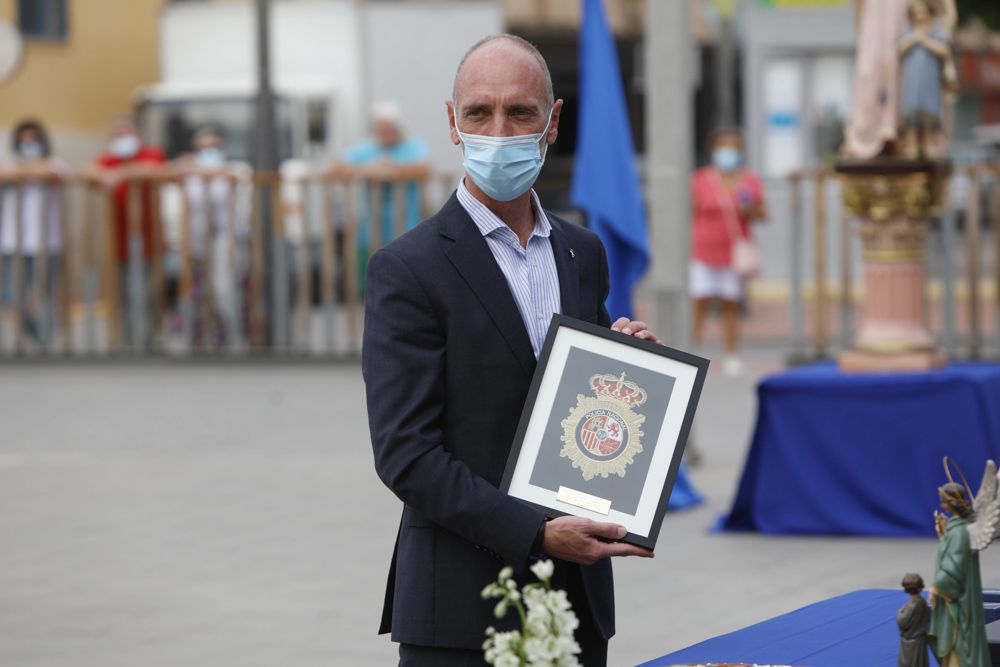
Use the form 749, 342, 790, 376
898, 0, 959, 160
898, 573, 931, 667
928, 458, 1000, 667
836, 1, 958, 373
843, 0, 912, 159
843, 0, 957, 160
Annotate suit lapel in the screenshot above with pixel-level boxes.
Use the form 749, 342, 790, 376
548, 217, 581, 320
439, 195, 536, 377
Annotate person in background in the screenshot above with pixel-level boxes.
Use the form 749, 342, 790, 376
0, 119, 69, 347
89, 114, 166, 346
158, 127, 251, 350
690, 127, 767, 377
342, 101, 430, 286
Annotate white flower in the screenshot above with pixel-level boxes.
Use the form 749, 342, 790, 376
494, 598, 509, 619
495, 654, 521, 667
530, 559, 555, 583
482, 582, 502, 599
523, 586, 546, 604
525, 614, 548, 638
524, 635, 554, 663
482, 564, 580, 666
546, 589, 573, 613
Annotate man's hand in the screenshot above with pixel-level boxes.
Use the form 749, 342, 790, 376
541, 516, 654, 565
611, 317, 662, 345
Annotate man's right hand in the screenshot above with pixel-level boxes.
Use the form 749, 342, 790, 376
541, 516, 654, 565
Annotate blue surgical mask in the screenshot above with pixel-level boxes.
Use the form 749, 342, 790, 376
109, 135, 140, 159
196, 147, 225, 168
17, 141, 44, 160
712, 147, 742, 172
456, 111, 552, 202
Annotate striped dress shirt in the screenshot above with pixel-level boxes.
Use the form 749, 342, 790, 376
456, 179, 561, 359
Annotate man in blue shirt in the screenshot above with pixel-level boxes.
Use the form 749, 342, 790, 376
344, 102, 430, 281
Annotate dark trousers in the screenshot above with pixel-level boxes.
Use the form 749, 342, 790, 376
398, 564, 608, 666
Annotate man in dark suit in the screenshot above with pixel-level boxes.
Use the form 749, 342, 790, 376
363, 34, 657, 667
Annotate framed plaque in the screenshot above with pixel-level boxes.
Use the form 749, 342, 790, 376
500, 315, 709, 550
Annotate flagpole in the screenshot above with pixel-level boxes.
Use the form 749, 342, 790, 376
644, 0, 693, 349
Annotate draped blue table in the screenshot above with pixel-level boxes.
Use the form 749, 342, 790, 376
719, 362, 1000, 536
637, 589, 906, 666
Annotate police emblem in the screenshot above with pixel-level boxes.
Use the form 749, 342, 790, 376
560, 372, 647, 480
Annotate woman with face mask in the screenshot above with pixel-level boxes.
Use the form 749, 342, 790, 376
88, 115, 166, 349
0, 119, 69, 349
689, 127, 767, 377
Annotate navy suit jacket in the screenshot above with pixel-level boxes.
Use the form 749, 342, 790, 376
362, 192, 615, 650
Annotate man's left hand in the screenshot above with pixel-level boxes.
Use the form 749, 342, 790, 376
611, 317, 662, 345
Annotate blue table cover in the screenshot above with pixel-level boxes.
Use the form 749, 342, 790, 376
638, 589, 907, 666
720, 362, 1000, 536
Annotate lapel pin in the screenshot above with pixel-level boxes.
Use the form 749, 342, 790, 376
569, 248, 575, 259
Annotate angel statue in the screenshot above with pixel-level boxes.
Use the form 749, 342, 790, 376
928, 458, 1000, 667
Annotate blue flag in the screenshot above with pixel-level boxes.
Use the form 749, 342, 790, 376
571, 0, 702, 511
571, 0, 649, 320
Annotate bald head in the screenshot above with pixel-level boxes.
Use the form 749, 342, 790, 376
452, 34, 554, 110
446, 33, 562, 154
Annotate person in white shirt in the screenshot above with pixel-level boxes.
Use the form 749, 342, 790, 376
1, 119, 68, 345
162, 127, 251, 348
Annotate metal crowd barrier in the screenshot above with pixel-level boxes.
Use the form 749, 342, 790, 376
788, 164, 1000, 361
0, 164, 452, 358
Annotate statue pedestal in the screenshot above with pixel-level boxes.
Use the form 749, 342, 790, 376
836, 159, 950, 373
839, 347, 948, 372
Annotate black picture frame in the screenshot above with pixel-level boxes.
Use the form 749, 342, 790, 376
499, 314, 709, 550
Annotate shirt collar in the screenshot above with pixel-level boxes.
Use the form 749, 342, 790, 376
456, 178, 552, 240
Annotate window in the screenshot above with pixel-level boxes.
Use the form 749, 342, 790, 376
18, 0, 69, 41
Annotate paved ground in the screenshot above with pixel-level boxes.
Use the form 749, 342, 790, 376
0, 354, 998, 666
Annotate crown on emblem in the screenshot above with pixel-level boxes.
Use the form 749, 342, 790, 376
589, 372, 647, 408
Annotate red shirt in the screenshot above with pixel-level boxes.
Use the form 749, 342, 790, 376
96, 146, 166, 263
690, 166, 764, 268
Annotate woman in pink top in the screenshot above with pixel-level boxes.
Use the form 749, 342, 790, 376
690, 128, 766, 376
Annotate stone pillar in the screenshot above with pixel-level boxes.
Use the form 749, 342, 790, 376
644, 0, 692, 350
837, 160, 949, 372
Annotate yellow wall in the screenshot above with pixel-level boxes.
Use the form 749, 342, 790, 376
0, 0, 163, 132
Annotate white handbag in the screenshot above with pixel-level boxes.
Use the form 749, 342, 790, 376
730, 237, 761, 279
713, 173, 760, 279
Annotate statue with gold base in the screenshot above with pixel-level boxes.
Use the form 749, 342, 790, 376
837, 0, 958, 372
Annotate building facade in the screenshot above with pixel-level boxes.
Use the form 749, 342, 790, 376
0, 0, 164, 166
